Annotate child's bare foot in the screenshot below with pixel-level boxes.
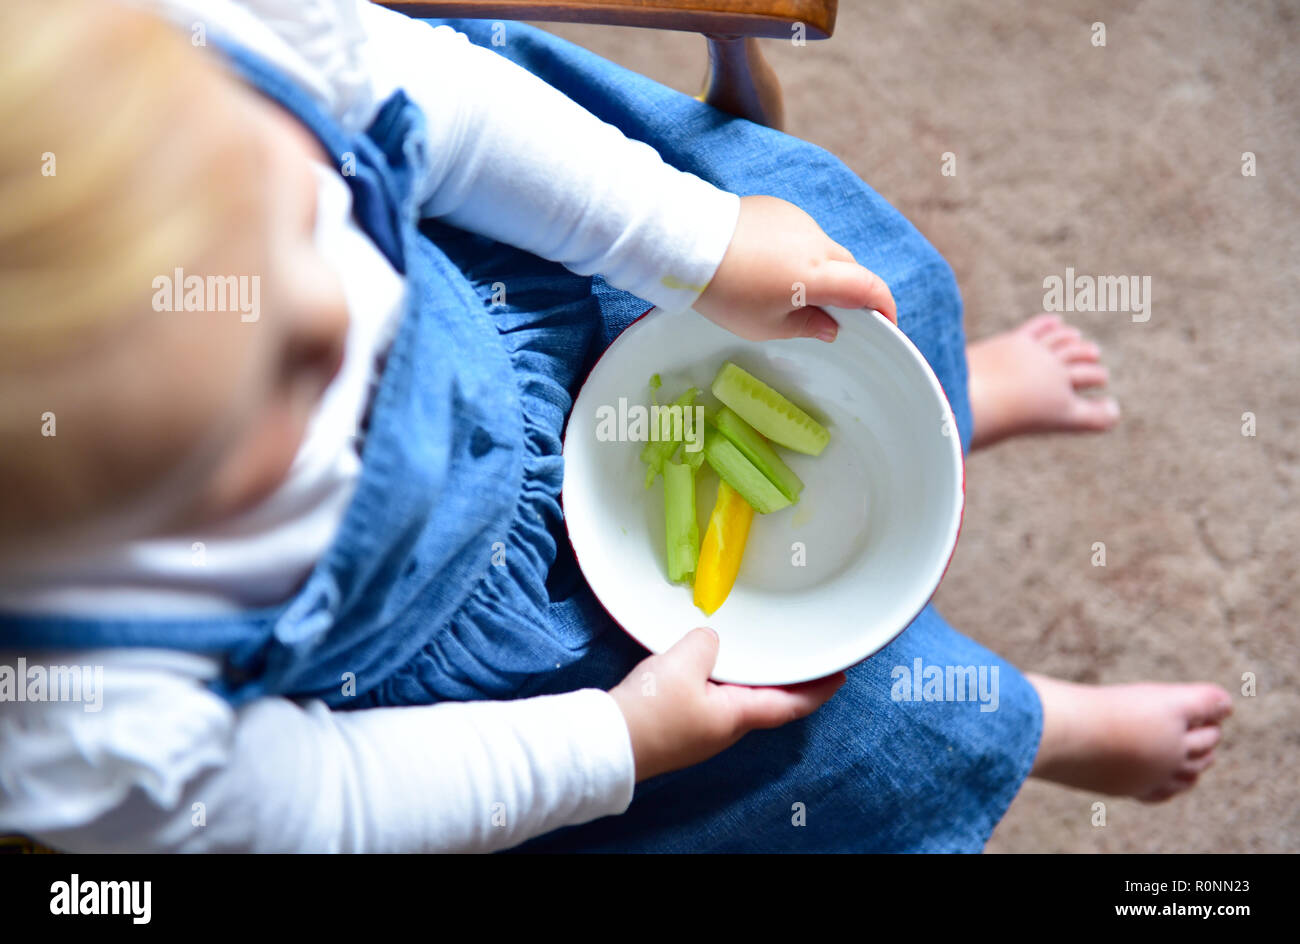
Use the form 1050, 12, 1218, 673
1028, 674, 1232, 802
967, 314, 1120, 450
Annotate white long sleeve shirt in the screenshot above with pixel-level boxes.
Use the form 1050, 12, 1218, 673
0, 0, 741, 852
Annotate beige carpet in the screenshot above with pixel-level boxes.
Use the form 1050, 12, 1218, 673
536, 0, 1300, 852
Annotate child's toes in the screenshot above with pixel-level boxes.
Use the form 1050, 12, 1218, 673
1058, 339, 1102, 364
1179, 752, 1217, 778
1045, 325, 1083, 350
1068, 395, 1121, 430
1184, 724, 1222, 758
1186, 685, 1234, 726
1024, 313, 1063, 338
1069, 363, 1109, 390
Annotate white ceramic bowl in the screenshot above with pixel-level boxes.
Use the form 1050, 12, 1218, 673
561, 306, 965, 686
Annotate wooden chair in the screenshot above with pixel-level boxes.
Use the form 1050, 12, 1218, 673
380, 1, 840, 130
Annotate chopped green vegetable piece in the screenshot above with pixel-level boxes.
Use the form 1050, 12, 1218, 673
640, 385, 701, 488
663, 460, 699, 582
712, 406, 803, 503
711, 362, 830, 456
684, 439, 706, 472
702, 429, 791, 514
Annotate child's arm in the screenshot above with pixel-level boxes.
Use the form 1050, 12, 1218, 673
352, 5, 896, 334
356, 6, 736, 315
0, 648, 633, 853
0, 633, 839, 852
184, 1, 895, 335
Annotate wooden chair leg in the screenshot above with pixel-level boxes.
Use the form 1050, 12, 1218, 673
700, 35, 785, 131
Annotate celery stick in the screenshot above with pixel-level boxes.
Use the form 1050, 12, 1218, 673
640, 385, 700, 488
663, 460, 699, 582
680, 407, 708, 472
641, 441, 674, 488
684, 439, 706, 472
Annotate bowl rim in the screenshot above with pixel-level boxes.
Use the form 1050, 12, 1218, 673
559, 305, 967, 685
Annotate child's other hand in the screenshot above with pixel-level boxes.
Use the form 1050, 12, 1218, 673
694, 195, 897, 343
609, 627, 846, 782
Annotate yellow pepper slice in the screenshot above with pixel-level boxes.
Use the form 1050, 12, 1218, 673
693, 479, 755, 615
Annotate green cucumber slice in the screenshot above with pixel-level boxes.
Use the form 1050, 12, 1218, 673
702, 429, 791, 514
662, 460, 699, 582
712, 406, 803, 503
710, 362, 830, 456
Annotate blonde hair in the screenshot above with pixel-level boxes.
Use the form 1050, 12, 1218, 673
0, 0, 245, 362
0, 0, 261, 543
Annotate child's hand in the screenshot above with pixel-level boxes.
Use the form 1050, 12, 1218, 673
609, 627, 846, 782
694, 195, 897, 343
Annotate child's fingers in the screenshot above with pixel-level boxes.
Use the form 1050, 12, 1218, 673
781, 306, 841, 343
826, 241, 856, 264
661, 626, 721, 681
720, 671, 847, 730
806, 261, 897, 325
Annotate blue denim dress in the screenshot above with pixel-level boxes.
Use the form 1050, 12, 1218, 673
0, 20, 1041, 852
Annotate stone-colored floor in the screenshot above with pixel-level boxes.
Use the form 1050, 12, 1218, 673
537, 0, 1299, 852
